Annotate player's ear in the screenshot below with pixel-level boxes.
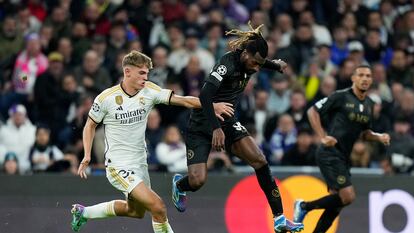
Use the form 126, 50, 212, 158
124, 66, 130, 77
351, 74, 356, 83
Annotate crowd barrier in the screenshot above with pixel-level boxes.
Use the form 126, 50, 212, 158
0, 173, 413, 233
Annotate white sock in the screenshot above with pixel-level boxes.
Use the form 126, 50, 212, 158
83, 201, 116, 219
152, 220, 174, 233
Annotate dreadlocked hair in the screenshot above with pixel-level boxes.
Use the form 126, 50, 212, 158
225, 21, 265, 50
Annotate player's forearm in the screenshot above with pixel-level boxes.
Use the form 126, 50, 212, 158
169, 94, 201, 108
362, 130, 382, 141
262, 59, 282, 72
200, 83, 221, 130
307, 107, 326, 138
182, 96, 201, 108
82, 119, 97, 158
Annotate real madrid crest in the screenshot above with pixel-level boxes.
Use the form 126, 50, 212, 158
115, 95, 123, 105
139, 97, 145, 105
359, 104, 364, 112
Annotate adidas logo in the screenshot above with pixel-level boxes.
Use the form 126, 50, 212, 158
116, 106, 123, 111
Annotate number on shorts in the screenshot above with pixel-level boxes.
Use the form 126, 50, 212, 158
118, 169, 135, 179
233, 122, 247, 132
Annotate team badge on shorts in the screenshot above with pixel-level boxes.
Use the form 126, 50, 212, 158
337, 175, 346, 185
217, 65, 227, 75
272, 189, 280, 198
115, 95, 123, 105
128, 176, 135, 183
187, 149, 194, 160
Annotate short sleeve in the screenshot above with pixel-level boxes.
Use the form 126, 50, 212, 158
88, 96, 107, 123
314, 92, 342, 116
205, 54, 235, 87
146, 81, 173, 105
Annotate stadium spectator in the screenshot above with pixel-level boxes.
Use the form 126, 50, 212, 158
168, 26, 214, 76
267, 75, 291, 114
371, 63, 392, 102
57, 37, 76, 69
286, 89, 309, 129
6, 33, 48, 113
281, 127, 316, 166
73, 50, 112, 95
146, 109, 165, 171
0, 15, 23, 62
330, 26, 349, 66
156, 125, 187, 173
179, 55, 205, 97
387, 115, 414, 174
2, 152, 19, 175
148, 45, 176, 87
29, 125, 64, 172
0, 104, 36, 174
267, 114, 297, 165
387, 49, 414, 87
33, 52, 65, 142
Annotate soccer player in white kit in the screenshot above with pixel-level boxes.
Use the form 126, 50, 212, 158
71, 50, 234, 233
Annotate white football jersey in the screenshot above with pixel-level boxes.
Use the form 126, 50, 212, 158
89, 81, 172, 167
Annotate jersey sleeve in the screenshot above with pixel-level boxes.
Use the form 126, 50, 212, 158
314, 91, 342, 116
205, 55, 235, 87
145, 81, 173, 105
89, 94, 108, 124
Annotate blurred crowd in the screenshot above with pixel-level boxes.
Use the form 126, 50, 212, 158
1, 0, 414, 176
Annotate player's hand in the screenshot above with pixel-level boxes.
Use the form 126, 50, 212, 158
321, 136, 337, 147
212, 128, 225, 151
77, 157, 90, 179
213, 102, 234, 121
272, 59, 288, 73
379, 133, 390, 146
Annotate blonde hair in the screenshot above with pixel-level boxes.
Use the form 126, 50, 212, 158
122, 50, 153, 69
225, 21, 265, 50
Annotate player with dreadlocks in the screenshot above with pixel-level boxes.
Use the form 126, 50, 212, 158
172, 22, 304, 232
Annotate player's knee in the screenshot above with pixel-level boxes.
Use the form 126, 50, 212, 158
125, 204, 145, 219
340, 191, 356, 205
188, 171, 207, 190
150, 201, 167, 218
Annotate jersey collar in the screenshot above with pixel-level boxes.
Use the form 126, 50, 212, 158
120, 82, 139, 98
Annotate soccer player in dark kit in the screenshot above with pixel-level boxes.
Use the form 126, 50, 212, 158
171, 23, 304, 232
293, 65, 391, 232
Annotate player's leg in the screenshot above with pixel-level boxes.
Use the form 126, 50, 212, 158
129, 182, 174, 233
310, 188, 341, 233
173, 130, 211, 212
113, 195, 146, 218
231, 136, 303, 232
71, 200, 117, 232
231, 136, 283, 215
294, 153, 354, 232
71, 166, 150, 232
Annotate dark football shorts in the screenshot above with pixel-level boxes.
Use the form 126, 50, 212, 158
185, 119, 249, 165
316, 146, 352, 191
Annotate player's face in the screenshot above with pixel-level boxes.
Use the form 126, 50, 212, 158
242, 51, 263, 75
125, 65, 149, 90
352, 67, 372, 92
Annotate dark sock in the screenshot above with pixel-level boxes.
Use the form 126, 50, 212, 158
255, 164, 283, 216
302, 194, 343, 211
313, 208, 341, 233
176, 176, 198, 192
